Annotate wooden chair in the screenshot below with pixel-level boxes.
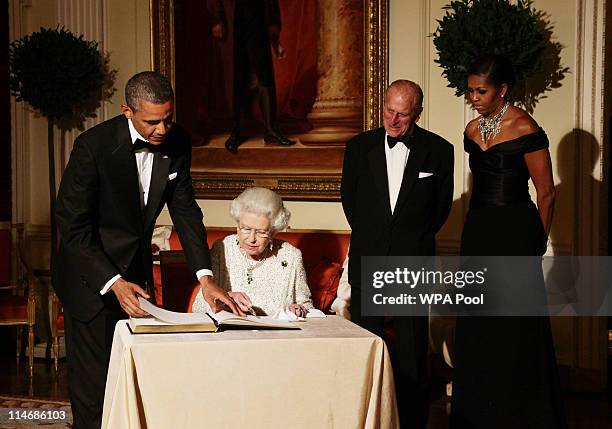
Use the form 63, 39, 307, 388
49, 289, 64, 372
0, 224, 36, 377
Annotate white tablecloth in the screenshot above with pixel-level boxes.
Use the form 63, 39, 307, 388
102, 316, 399, 429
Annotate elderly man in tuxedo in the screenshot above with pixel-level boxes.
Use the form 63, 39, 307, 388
53, 71, 241, 429
341, 79, 454, 428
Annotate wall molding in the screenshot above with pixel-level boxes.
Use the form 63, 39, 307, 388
569, 0, 609, 392
419, 0, 431, 129
574, 0, 607, 256
9, 0, 31, 227
56, 0, 109, 177
25, 224, 51, 242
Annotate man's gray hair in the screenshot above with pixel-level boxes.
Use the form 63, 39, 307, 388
125, 71, 174, 111
385, 79, 424, 114
229, 187, 291, 232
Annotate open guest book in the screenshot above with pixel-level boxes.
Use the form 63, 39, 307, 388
128, 297, 300, 333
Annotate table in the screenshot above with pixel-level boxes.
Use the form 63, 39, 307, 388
102, 316, 399, 429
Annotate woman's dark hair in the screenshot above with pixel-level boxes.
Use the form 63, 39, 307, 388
467, 55, 516, 94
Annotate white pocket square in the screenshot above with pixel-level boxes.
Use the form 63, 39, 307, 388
168, 172, 178, 180
418, 172, 433, 178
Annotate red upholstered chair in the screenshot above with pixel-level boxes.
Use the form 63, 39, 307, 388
159, 250, 200, 312
275, 231, 349, 312
187, 282, 201, 313
0, 224, 36, 377
185, 252, 347, 314
158, 228, 235, 311
180, 228, 351, 313
307, 258, 343, 312
274, 231, 350, 275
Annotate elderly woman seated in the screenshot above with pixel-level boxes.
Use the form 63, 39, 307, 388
192, 187, 313, 317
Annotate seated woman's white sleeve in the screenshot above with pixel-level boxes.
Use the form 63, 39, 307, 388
192, 239, 226, 314
292, 248, 314, 310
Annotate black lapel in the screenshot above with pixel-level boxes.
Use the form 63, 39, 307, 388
392, 125, 429, 220
144, 152, 171, 228
367, 129, 392, 220
109, 117, 142, 226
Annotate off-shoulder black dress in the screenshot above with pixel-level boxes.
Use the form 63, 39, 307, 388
450, 130, 567, 429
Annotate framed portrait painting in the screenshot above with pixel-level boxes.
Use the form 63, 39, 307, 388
151, 0, 388, 200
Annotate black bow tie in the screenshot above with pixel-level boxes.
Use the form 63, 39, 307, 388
133, 139, 161, 153
387, 134, 414, 149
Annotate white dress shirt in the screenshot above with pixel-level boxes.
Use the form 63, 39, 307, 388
100, 119, 212, 295
384, 134, 410, 214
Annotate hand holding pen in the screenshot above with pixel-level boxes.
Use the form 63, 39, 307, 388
227, 291, 255, 316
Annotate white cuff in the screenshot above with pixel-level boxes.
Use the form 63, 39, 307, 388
196, 269, 213, 280
100, 274, 121, 295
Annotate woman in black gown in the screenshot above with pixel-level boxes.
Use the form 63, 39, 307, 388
450, 55, 567, 428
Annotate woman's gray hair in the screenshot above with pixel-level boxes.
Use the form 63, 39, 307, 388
229, 187, 291, 232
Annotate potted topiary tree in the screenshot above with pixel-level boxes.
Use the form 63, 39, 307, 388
9, 26, 116, 269
432, 0, 569, 111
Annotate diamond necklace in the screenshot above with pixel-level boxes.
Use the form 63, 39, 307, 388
241, 247, 270, 285
478, 102, 510, 142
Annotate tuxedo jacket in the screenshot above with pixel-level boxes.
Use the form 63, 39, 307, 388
341, 125, 454, 287
53, 115, 211, 322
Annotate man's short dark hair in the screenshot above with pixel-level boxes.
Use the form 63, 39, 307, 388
125, 71, 174, 111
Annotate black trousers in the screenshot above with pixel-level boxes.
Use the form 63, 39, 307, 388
232, 3, 276, 124
352, 286, 430, 429
64, 295, 126, 429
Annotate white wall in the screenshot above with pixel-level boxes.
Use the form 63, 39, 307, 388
105, 0, 151, 115
157, 200, 349, 231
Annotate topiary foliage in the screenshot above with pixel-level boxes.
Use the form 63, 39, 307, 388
432, 0, 568, 111
9, 26, 115, 125
9, 27, 116, 272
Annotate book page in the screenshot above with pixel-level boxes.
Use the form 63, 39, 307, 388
138, 297, 213, 325
130, 317, 171, 326
208, 310, 250, 323
128, 316, 217, 334
208, 310, 296, 327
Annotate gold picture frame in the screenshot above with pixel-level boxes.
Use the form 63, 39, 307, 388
151, 0, 388, 201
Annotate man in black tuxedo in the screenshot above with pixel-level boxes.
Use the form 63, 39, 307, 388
341, 80, 454, 428
53, 72, 242, 429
